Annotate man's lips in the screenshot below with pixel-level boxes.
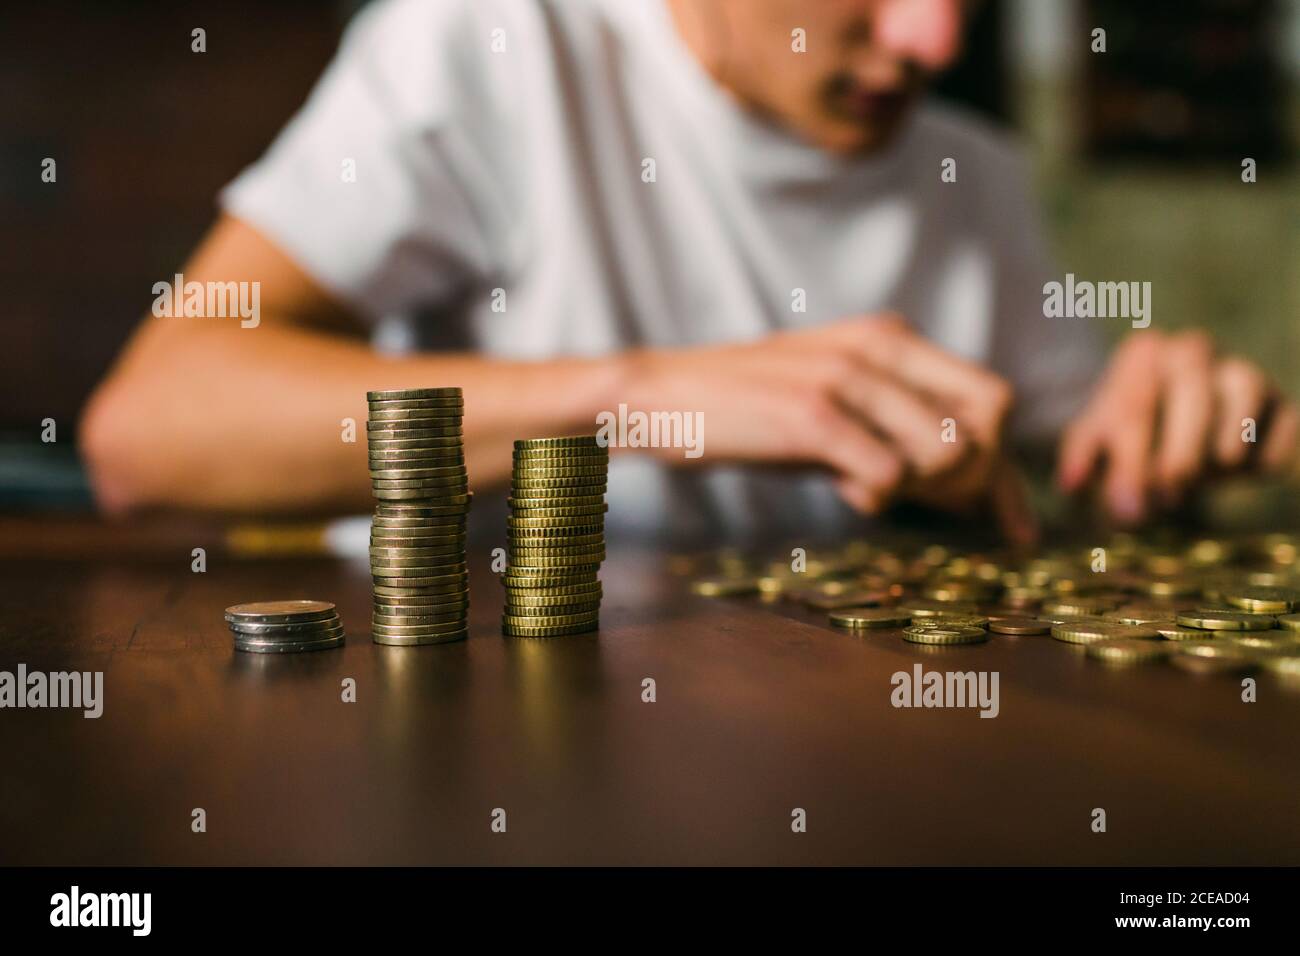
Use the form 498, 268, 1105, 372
838, 88, 908, 120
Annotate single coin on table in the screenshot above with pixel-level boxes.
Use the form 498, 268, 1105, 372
1051, 621, 1159, 645
902, 624, 988, 645
828, 607, 912, 628
988, 616, 1050, 636
1175, 610, 1275, 631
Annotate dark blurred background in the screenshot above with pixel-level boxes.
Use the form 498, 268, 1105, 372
2, 0, 1297, 510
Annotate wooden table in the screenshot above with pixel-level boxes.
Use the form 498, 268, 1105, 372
2, 531, 1298, 866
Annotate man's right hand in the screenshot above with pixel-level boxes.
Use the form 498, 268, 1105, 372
624, 314, 1037, 543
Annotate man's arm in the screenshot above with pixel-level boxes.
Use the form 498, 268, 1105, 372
79, 215, 630, 513
81, 217, 1035, 531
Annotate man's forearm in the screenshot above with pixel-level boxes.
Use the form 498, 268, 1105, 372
80, 319, 631, 513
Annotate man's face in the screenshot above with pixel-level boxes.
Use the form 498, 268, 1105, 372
672, 0, 968, 153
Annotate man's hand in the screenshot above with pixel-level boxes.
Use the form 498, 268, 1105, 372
626, 313, 1037, 542
1057, 330, 1299, 524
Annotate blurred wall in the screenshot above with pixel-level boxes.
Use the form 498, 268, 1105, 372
0, 1, 342, 432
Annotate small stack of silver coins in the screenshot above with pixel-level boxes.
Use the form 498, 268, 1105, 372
502, 436, 608, 637
225, 601, 345, 653
367, 387, 470, 645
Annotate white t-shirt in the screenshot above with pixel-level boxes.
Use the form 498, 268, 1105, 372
222, 0, 1103, 542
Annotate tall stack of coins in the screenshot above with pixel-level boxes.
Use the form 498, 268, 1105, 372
502, 436, 608, 636
367, 388, 470, 645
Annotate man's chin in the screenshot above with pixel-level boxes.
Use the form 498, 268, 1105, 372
816, 115, 909, 156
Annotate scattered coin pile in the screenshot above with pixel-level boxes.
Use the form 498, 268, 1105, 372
686, 534, 1300, 675
368, 387, 470, 645
502, 436, 608, 637
225, 600, 345, 654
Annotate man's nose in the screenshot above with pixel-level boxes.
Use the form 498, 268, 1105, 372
875, 0, 964, 70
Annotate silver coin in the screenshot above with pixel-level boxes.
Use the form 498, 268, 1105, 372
224, 600, 337, 625
366, 387, 462, 401
234, 635, 346, 654
227, 619, 343, 638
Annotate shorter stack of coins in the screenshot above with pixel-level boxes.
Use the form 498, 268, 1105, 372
503, 436, 608, 636
368, 387, 470, 645
225, 601, 345, 653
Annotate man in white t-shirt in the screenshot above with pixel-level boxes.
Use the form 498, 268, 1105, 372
81, 0, 1296, 542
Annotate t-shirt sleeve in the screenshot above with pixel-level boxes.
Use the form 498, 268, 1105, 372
985, 149, 1106, 443
219, 0, 501, 321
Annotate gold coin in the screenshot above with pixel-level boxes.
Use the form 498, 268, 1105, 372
1051, 621, 1158, 645
504, 587, 602, 604
1175, 610, 1274, 631
988, 616, 1050, 636
506, 503, 608, 518
1259, 655, 1300, 677
1175, 640, 1252, 661
1086, 638, 1171, 664
914, 613, 988, 628
510, 542, 606, 555
512, 482, 609, 495
508, 495, 606, 508
1227, 631, 1300, 651
514, 436, 600, 449
1104, 605, 1180, 626
501, 608, 600, 625
504, 601, 602, 618
828, 607, 911, 628
502, 621, 599, 637
508, 525, 604, 540
1224, 586, 1299, 614
513, 448, 609, 461
1150, 621, 1207, 641
512, 463, 608, 476
1275, 613, 1300, 632
1042, 597, 1115, 617
510, 556, 607, 568
372, 630, 467, 646
508, 534, 605, 549
902, 625, 988, 645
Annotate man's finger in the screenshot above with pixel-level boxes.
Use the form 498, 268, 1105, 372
795, 397, 905, 510
1153, 331, 1213, 499
1260, 396, 1299, 474
828, 315, 1014, 441
835, 369, 969, 478
1057, 416, 1103, 493
1213, 358, 1268, 468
